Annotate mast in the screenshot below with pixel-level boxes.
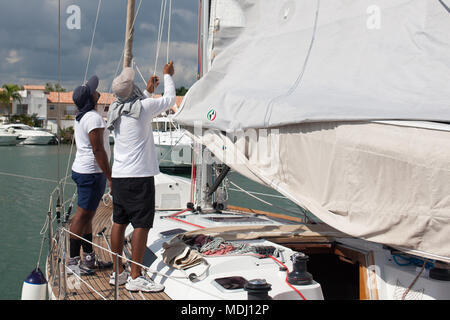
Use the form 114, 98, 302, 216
123, 0, 136, 69
193, 0, 219, 212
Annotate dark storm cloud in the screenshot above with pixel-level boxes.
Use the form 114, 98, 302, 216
0, 0, 199, 91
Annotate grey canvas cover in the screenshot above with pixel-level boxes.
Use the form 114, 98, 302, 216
174, 0, 450, 261
175, 0, 450, 130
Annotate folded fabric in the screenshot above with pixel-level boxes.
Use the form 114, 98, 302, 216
162, 235, 204, 270
106, 84, 144, 131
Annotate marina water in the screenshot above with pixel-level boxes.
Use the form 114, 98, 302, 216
0, 145, 307, 299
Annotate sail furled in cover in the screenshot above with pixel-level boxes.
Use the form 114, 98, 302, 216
176, 0, 450, 129
174, 0, 450, 261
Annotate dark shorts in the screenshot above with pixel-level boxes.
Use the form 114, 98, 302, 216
72, 171, 106, 212
111, 176, 155, 229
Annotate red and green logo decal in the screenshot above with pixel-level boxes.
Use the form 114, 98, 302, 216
207, 109, 217, 121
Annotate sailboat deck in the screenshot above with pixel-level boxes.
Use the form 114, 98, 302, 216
47, 201, 171, 300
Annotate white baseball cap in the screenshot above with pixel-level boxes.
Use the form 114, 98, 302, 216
112, 67, 135, 99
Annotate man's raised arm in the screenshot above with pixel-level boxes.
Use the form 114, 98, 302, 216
142, 61, 176, 117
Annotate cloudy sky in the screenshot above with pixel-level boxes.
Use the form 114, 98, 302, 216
0, 0, 199, 92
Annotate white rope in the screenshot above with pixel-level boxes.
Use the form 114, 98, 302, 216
132, 59, 148, 86
36, 214, 51, 269
264, 0, 320, 124
83, 0, 103, 84
158, 131, 187, 165
61, 135, 76, 206
153, 0, 169, 75
229, 181, 272, 206
0, 171, 58, 183
166, 0, 172, 63
228, 187, 288, 200
64, 265, 108, 300
228, 180, 307, 218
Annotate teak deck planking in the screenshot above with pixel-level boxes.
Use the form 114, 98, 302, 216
48, 201, 171, 300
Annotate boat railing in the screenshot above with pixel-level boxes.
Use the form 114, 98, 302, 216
47, 212, 220, 300
48, 224, 158, 300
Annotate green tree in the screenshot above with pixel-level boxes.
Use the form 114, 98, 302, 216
0, 84, 22, 117
58, 126, 74, 143
176, 86, 188, 96
10, 113, 41, 127
45, 82, 66, 92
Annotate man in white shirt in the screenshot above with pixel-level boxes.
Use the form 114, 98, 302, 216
108, 62, 175, 292
68, 75, 113, 276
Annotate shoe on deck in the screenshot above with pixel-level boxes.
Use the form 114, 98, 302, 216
109, 270, 129, 286
82, 251, 113, 270
67, 256, 95, 276
125, 276, 165, 293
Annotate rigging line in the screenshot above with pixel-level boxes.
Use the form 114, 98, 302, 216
158, 131, 187, 165
284, 0, 320, 96
83, 0, 103, 84
401, 259, 430, 300
264, 0, 321, 125
166, 0, 172, 63
0, 171, 56, 183
228, 187, 288, 200
63, 0, 144, 212
228, 180, 307, 218
63, 265, 107, 300
154, 0, 168, 75
61, 134, 76, 203
132, 59, 149, 86
36, 213, 52, 269
62, 0, 104, 215
438, 0, 450, 13
0, 170, 75, 185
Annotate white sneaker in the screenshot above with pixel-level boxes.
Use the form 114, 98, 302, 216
109, 270, 129, 286
125, 276, 165, 293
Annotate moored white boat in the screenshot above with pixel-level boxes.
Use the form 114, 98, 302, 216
0, 124, 55, 145
153, 116, 192, 170
0, 128, 22, 146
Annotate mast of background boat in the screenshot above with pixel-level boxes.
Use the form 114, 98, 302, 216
123, 0, 135, 69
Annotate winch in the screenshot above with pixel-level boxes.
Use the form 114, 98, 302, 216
287, 252, 313, 286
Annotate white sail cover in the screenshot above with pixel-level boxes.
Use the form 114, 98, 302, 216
174, 0, 450, 261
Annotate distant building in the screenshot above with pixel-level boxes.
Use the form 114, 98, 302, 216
4, 84, 184, 133
46, 91, 115, 133
12, 85, 48, 120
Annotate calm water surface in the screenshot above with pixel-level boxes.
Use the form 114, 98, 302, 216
0, 144, 308, 299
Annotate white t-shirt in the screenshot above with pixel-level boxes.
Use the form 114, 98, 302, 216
111, 74, 176, 178
72, 110, 111, 174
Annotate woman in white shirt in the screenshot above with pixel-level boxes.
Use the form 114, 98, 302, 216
68, 75, 113, 276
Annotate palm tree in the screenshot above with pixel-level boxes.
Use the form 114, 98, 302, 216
45, 82, 66, 92
0, 84, 22, 118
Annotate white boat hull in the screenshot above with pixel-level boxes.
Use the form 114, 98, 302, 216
0, 135, 21, 146
156, 143, 191, 168
20, 135, 54, 145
